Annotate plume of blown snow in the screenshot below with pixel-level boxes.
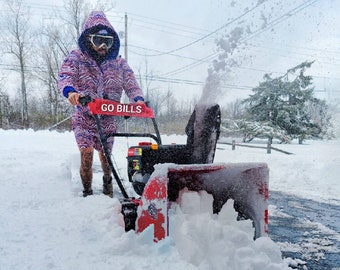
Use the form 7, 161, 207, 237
199, 27, 244, 106
198, 0, 282, 107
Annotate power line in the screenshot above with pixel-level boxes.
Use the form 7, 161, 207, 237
159, 53, 215, 77
247, 43, 340, 63
247, 47, 340, 68
136, 74, 254, 90
242, 0, 318, 41
125, 11, 211, 34
0, 1, 212, 37
126, 44, 211, 63
250, 39, 340, 57
127, 20, 210, 40
135, 74, 340, 93
2, 0, 338, 92
154, 0, 319, 78
139, 3, 264, 57
130, 17, 210, 38
127, 0, 318, 61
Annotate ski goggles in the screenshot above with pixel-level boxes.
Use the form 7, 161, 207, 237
89, 34, 114, 49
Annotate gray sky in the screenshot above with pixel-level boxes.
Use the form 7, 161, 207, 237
2, 0, 340, 105
112, 0, 340, 104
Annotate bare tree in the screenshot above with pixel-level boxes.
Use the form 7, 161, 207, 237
34, 0, 114, 126
1, 0, 32, 128
164, 87, 177, 116
35, 29, 68, 121
224, 98, 245, 120
136, 60, 156, 101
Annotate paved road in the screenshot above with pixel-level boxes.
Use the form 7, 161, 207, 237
269, 191, 340, 269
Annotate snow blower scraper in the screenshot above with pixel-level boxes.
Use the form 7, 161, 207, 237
79, 96, 269, 241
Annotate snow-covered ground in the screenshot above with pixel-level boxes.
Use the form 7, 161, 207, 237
0, 129, 339, 270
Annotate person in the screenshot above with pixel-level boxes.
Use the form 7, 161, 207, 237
58, 11, 144, 197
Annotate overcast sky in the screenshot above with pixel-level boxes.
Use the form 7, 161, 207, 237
111, 0, 340, 104
2, 0, 340, 104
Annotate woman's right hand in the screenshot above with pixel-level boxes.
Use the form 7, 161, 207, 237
68, 92, 80, 106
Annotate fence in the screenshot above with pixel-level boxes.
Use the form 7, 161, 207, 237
218, 139, 293, 155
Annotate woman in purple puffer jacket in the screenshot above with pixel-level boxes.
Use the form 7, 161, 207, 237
58, 11, 144, 197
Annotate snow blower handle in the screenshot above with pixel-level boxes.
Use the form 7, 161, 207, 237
79, 96, 155, 118
79, 95, 93, 107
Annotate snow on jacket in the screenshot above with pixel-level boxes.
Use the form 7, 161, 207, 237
57, 11, 143, 151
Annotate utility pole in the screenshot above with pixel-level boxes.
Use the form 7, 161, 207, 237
0, 95, 2, 129
122, 13, 129, 109
124, 13, 128, 62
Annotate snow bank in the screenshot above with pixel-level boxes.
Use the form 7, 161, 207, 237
1, 129, 338, 269
171, 191, 289, 270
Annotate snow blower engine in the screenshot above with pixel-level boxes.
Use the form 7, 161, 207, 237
80, 97, 269, 242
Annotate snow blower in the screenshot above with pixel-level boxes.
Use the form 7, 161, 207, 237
79, 96, 269, 241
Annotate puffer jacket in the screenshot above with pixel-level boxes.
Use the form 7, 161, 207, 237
57, 11, 143, 151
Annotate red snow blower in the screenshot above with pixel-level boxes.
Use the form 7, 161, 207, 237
79, 96, 269, 241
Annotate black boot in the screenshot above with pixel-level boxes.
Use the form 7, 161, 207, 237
83, 189, 93, 197
103, 176, 113, 197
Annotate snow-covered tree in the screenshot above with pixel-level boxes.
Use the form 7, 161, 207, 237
243, 61, 331, 143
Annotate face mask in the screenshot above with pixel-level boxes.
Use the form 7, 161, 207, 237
89, 34, 114, 49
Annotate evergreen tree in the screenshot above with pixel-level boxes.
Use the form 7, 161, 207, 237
243, 61, 330, 143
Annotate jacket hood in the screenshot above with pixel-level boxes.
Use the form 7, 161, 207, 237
78, 11, 120, 60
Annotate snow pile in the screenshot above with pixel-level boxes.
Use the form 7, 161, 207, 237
1, 129, 339, 269
0, 129, 292, 270
171, 191, 287, 270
